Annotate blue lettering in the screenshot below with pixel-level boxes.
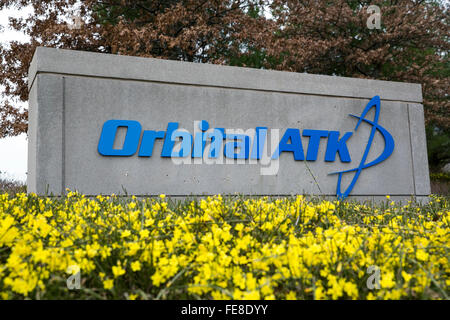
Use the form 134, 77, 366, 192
224, 134, 250, 159
161, 122, 179, 157
207, 128, 225, 158
96, 95, 395, 199
98, 120, 141, 156
325, 131, 353, 162
138, 130, 165, 157
192, 120, 209, 158
272, 128, 304, 160
251, 127, 267, 160
303, 129, 329, 161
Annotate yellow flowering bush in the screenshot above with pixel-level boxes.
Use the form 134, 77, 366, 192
0, 192, 448, 300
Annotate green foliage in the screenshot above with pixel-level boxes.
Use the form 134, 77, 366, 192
93, 0, 181, 25
430, 172, 450, 182
426, 126, 450, 170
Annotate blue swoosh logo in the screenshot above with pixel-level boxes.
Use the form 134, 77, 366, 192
330, 96, 395, 199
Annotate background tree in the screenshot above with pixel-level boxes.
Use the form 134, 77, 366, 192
259, 0, 450, 168
0, 0, 448, 165
0, 0, 268, 137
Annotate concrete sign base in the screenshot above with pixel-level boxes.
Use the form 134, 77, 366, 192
27, 47, 430, 199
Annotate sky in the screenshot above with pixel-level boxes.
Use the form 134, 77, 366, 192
0, 6, 33, 182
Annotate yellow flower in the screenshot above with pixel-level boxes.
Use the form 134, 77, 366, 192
103, 279, 114, 290
61, 238, 73, 248
139, 229, 150, 239
0, 192, 448, 300
151, 272, 164, 287
131, 261, 141, 272
112, 265, 126, 278
402, 271, 412, 283
416, 249, 429, 262
380, 272, 396, 289
128, 202, 137, 209
286, 291, 297, 300
121, 230, 131, 238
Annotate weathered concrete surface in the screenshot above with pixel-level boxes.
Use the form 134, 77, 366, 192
27, 47, 430, 199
